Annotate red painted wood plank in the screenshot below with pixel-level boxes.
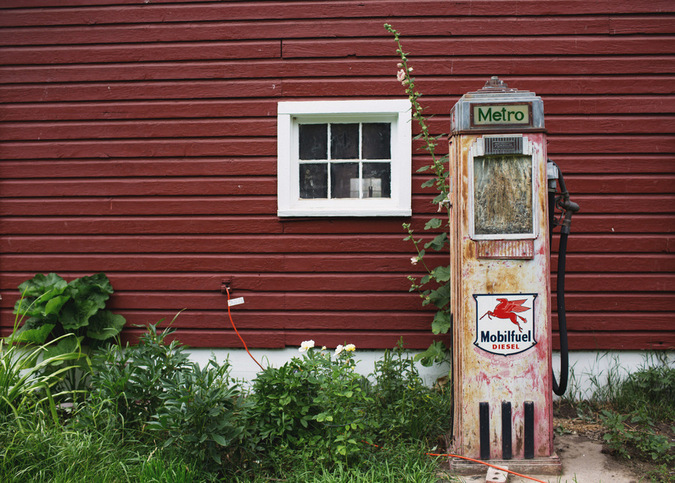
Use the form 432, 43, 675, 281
0, 100, 279, 121
282, 36, 675, 58
0, 80, 280, 103
0, 214, 672, 236
0, 159, 276, 178
0, 138, 277, 159
0, 178, 277, 197
0, 252, 672, 274
554, 274, 675, 292
0, 16, 626, 46
0, 41, 281, 65
0, 119, 277, 141
543, 96, 675, 115
537, 155, 675, 174
0, 234, 415, 257
2, 1, 671, 28
555, 313, 674, 332
282, 76, 675, 98
2, 234, 668, 256
1, 96, 671, 123
554, 332, 675, 351
1, 57, 673, 87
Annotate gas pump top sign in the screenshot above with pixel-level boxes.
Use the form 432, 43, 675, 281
450, 76, 545, 134
471, 103, 531, 127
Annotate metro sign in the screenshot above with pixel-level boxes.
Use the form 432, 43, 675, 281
473, 293, 537, 356
471, 103, 531, 127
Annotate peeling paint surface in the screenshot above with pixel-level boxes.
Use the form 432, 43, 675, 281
450, 132, 553, 461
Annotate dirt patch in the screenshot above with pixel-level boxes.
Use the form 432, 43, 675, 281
553, 402, 674, 482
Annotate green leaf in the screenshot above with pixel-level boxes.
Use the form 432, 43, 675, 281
425, 232, 448, 251
421, 178, 435, 188
414, 341, 448, 367
60, 274, 113, 331
212, 433, 228, 446
431, 265, 451, 283
86, 310, 126, 341
424, 218, 442, 230
428, 284, 450, 309
431, 311, 452, 335
7, 323, 56, 345
416, 165, 430, 173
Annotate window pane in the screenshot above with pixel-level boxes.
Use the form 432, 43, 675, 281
331, 163, 359, 198
362, 123, 391, 159
299, 124, 327, 160
473, 155, 532, 235
330, 123, 359, 159
363, 163, 391, 198
299, 163, 328, 199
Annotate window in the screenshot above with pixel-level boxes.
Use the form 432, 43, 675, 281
277, 100, 411, 217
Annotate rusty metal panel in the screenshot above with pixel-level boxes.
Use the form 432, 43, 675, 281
450, 132, 556, 465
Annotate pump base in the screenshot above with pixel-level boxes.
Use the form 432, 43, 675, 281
448, 454, 562, 476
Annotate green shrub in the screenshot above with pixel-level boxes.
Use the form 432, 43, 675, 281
367, 342, 452, 444
147, 358, 251, 469
77, 322, 193, 432
249, 342, 374, 470
0, 332, 84, 422
12, 272, 125, 347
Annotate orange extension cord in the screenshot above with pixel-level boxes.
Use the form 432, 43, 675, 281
226, 291, 546, 483
224, 286, 264, 371
426, 452, 548, 483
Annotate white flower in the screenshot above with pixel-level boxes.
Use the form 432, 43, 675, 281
410, 256, 419, 265
335, 344, 344, 355
299, 340, 315, 353
397, 69, 406, 83
345, 344, 356, 352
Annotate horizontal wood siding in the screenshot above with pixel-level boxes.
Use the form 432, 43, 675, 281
0, 0, 673, 351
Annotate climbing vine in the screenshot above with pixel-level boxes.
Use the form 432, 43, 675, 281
385, 24, 453, 367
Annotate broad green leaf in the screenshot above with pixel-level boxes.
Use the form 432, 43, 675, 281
431, 311, 452, 335
86, 310, 126, 341
414, 341, 447, 367
425, 232, 448, 251
432, 265, 451, 282
6, 323, 56, 345
421, 178, 435, 188
428, 284, 450, 309
424, 218, 442, 230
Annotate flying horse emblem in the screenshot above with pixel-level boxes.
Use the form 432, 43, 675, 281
480, 298, 530, 332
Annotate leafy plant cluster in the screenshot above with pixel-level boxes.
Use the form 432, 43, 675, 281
2, 311, 452, 481
598, 360, 675, 468
250, 340, 451, 475
11, 272, 126, 347
384, 24, 453, 367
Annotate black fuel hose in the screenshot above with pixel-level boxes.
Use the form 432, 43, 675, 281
549, 160, 579, 396
552, 226, 570, 396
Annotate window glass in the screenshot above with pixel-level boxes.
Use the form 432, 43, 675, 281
299, 124, 327, 160
331, 162, 359, 198
330, 123, 359, 159
363, 163, 390, 198
362, 123, 391, 159
299, 163, 328, 199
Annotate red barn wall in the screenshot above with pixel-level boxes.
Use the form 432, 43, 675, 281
0, 0, 673, 351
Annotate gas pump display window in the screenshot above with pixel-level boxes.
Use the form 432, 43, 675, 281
277, 99, 411, 217
473, 155, 533, 236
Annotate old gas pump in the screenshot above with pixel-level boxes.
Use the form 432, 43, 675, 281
448, 77, 573, 474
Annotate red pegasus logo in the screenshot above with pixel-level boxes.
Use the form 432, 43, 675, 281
480, 298, 530, 332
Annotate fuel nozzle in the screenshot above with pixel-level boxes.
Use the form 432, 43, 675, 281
547, 159, 580, 234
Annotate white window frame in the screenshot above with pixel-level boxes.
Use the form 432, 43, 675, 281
277, 99, 412, 217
